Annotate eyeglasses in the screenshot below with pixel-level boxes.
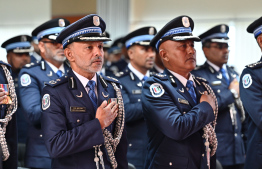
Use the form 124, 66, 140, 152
209, 43, 229, 50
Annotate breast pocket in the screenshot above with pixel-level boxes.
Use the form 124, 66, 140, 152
67, 106, 93, 129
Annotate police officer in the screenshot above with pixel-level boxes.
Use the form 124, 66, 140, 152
142, 15, 218, 169
30, 36, 42, 62
0, 60, 17, 169
151, 53, 164, 73
41, 14, 128, 169
18, 18, 70, 169
115, 26, 156, 169
1, 35, 33, 167
240, 16, 262, 169
192, 24, 245, 169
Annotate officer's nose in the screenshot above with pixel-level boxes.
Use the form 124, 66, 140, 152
147, 47, 156, 58
187, 45, 196, 55
94, 46, 103, 57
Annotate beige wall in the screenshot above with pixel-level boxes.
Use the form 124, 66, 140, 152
52, 0, 96, 16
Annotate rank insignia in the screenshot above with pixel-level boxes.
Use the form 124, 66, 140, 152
20, 74, 31, 86
242, 74, 252, 88
150, 83, 164, 97
42, 94, 50, 110
178, 98, 189, 105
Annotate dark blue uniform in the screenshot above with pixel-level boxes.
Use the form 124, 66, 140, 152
142, 69, 216, 169
192, 62, 245, 166
18, 60, 69, 168
0, 61, 17, 169
116, 67, 148, 169
41, 69, 128, 169
240, 58, 262, 169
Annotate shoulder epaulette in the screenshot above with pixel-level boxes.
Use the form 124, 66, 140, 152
0, 60, 11, 68
103, 75, 120, 84
194, 65, 205, 70
23, 61, 41, 69
246, 61, 262, 69
45, 75, 68, 87
153, 73, 168, 80
114, 69, 129, 78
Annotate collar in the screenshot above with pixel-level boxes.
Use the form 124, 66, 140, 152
154, 64, 164, 73
206, 60, 228, 73
72, 70, 97, 89
168, 69, 195, 87
128, 63, 150, 80
45, 61, 65, 74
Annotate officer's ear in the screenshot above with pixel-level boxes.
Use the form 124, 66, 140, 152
257, 35, 262, 50
64, 46, 75, 62
159, 48, 169, 62
127, 46, 134, 60
38, 41, 46, 54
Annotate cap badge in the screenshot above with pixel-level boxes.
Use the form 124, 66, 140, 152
21, 35, 27, 42
58, 19, 65, 27
93, 16, 100, 26
182, 17, 190, 28
149, 27, 155, 35
221, 25, 226, 33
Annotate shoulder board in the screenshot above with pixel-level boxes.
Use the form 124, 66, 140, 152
194, 65, 205, 70
0, 60, 11, 68
103, 75, 120, 84
195, 76, 207, 83
114, 69, 129, 77
246, 61, 262, 69
45, 76, 68, 87
23, 61, 41, 69
152, 73, 168, 80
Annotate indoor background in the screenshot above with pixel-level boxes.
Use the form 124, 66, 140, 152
0, 0, 261, 74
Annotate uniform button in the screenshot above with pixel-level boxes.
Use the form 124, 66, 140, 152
40, 134, 43, 137
77, 119, 80, 123
129, 144, 132, 147
169, 162, 172, 166
202, 154, 204, 157
138, 99, 141, 102
183, 112, 186, 114
217, 89, 221, 93
235, 133, 237, 137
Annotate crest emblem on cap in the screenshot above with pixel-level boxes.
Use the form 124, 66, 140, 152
149, 27, 155, 35
21, 35, 27, 42
182, 17, 190, 28
58, 19, 65, 27
93, 16, 100, 26
221, 25, 226, 33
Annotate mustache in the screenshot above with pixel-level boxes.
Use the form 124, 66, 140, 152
91, 56, 103, 62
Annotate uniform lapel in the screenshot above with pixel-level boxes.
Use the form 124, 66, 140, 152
165, 69, 197, 107
96, 74, 110, 106
68, 70, 96, 118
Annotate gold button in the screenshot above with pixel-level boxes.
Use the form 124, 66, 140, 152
129, 144, 132, 147
217, 89, 221, 93
138, 99, 141, 102
183, 112, 186, 114
169, 162, 172, 166
40, 134, 43, 137
77, 119, 80, 123
202, 154, 204, 157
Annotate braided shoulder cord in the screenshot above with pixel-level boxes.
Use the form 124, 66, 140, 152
0, 64, 17, 161
102, 82, 125, 169
201, 82, 218, 157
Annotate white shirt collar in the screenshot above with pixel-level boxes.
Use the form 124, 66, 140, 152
45, 61, 65, 74
128, 63, 150, 81
168, 69, 195, 87
207, 60, 228, 72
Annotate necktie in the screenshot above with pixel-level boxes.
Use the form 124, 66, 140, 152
220, 68, 230, 86
142, 76, 148, 81
86, 80, 97, 110
56, 70, 63, 77
186, 80, 197, 104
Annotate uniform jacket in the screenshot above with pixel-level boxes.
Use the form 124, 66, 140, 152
41, 69, 128, 169
18, 60, 70, 168
142, 69, 216, 169
0, 61, 17, 169
116, 67, 149, 169
192, 62, 245, 166
240, 57, 262, 169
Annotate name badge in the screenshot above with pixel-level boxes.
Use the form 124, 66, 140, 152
132, 89, 142, 94
70, 106, 86, 112
211, 81, 222, 86
178, 98, 189, 105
